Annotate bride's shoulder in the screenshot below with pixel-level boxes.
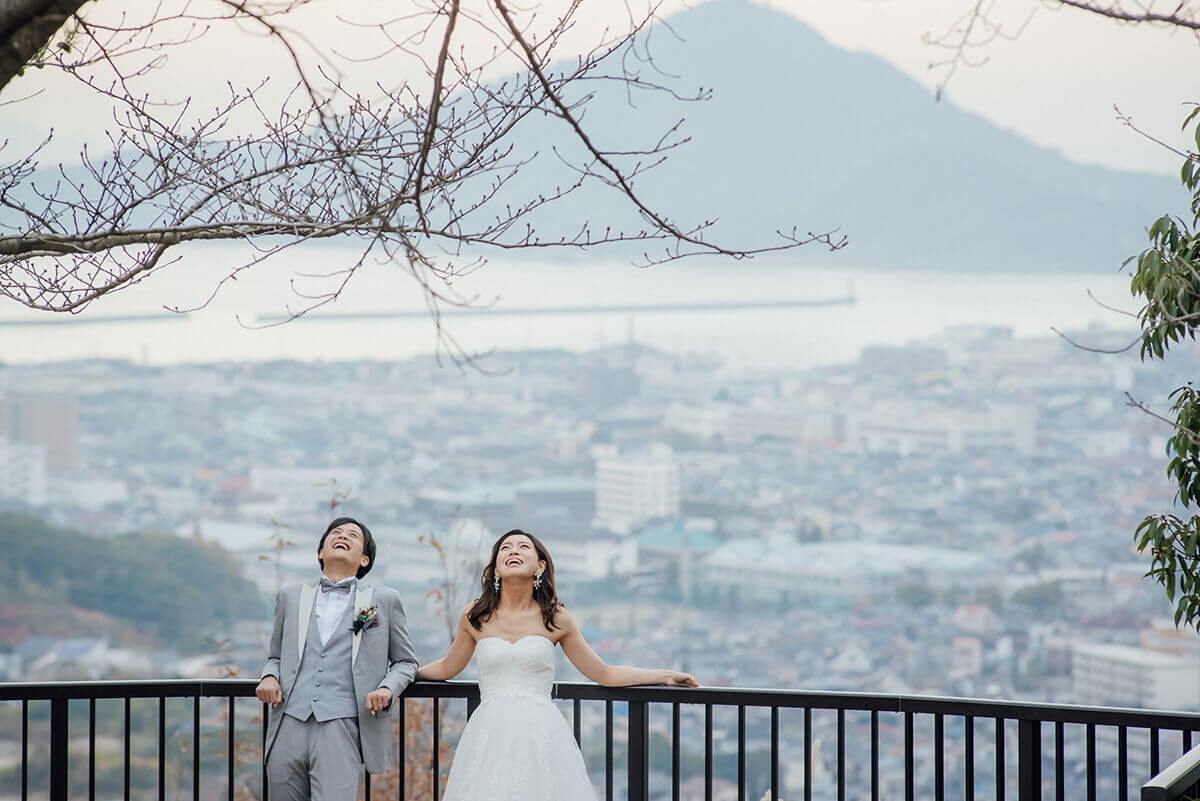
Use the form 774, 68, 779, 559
553, 604, 579, 631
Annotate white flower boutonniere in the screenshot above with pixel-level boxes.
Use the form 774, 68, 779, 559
352, 604, 379, 634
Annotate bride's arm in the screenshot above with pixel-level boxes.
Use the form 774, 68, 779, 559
416, 608, 477, 681
557, 609, 698, 688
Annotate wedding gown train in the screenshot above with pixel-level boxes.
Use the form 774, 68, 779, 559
441, 635, 596, 801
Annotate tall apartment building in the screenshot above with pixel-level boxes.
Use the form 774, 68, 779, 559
593, 445, 680, 534
0, 393, 78, 471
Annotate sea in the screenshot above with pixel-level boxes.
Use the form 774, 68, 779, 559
0, 242, 1142, 370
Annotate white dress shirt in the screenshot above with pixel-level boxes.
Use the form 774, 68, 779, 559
314, 577, 356, 645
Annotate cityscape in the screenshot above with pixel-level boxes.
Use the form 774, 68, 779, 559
2, 319, 1198, 798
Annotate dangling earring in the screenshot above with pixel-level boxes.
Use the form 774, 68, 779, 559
533, 572, 543, 591
493, 574, 500, 592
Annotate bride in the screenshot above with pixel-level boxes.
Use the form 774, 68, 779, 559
417, 529, 698, 800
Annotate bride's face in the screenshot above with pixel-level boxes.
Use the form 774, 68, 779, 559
494, 535, 546, 581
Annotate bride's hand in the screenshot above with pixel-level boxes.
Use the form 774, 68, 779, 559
664, 671, 698, 687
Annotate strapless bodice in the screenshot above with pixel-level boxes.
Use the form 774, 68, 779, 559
475, 635, 555, 702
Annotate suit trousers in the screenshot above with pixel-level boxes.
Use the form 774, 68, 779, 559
267, 714, 361, 801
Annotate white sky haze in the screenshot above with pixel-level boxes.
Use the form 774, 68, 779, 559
2, 0, 1196, 174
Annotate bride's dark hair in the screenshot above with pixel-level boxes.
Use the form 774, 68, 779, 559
468, 529, 561, 631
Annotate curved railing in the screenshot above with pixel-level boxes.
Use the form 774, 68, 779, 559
1142, 744, 1200, 801
2, 679, 1199, 801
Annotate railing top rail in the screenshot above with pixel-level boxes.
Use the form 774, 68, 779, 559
2, 679, 1199, 728
1142, 744, 1200, 801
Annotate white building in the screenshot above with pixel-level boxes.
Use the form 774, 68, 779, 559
700, 538, 986, 608
594, 445, 680, 534
726, 401, 804, 445
849, 402, 1035, 455
551, 536, 639, 580
663, 402, 729, 440
0, 440, 47, 506
1071, 642, 1200, 710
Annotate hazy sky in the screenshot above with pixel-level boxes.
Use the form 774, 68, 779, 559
1, 0, 1196, 175
702, 0, 1198, 175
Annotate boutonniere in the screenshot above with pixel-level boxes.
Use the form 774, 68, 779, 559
352, 604, 379, 634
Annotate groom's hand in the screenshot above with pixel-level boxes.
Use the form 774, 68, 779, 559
255, 675, 282, 706
366, 687, 392, 714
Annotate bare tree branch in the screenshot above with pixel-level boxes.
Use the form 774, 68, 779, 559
0, 0, 844, 364
0, 0, 88, 90
926, 0, 1199, 93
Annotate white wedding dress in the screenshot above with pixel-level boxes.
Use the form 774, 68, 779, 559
442, 635, 597, 801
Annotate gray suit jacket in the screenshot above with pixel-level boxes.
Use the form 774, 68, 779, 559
261, 579, 418, 775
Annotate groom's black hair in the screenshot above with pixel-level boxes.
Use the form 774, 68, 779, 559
318, 516, 377, 578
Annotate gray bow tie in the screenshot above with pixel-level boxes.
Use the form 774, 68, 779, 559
319, 576, 356, 594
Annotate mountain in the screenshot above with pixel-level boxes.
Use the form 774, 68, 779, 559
489, 0, 1184, 271
0, 513, 264, 653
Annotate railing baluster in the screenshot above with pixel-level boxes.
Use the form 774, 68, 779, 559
737, 705, 746, 801
995, 717, 1004, 801
965, 715, 974, 801
20, 699, 27, 801
261, 702, 269, 801
89, 698, 96, 801
705, 704, 713, 801
124, 697, 131, 801
605, 699, 614, 801
770, 706, 779, 801
803, 707, 812, 801
193, 694, 201, 801
1186, 728, 1194, 751
432, 699, 440, 801
628, 699, 649, 801
837, 708, 845, 801
1085, 722, 1096, 801
935, 713, 944, 801
49, 698, 67, 801
1017, 719, 1039, 801
905, 710, 914, 801
227, 697, 235, 801
674, 703, 682, 801
365, 773, 372, 801
1151, 726, 1161, 775
871, 710, 879, 801
159, 697, 166, 801
1117, 725, 1127, 801
398, 700, 406, 801
1054, 721, 1064, 801
573, 699, 581, 746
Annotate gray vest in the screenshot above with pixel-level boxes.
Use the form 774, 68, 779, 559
284, 600, 358, 722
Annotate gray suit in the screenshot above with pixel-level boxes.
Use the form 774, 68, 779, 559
261, 580, 418, 782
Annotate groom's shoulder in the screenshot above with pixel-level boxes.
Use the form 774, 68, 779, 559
275, 581, 309, 599
367, 582, 402, 601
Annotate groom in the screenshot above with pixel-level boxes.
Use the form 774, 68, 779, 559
256, 517, 418, 800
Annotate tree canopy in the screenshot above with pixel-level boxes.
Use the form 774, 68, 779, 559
0, 512, 264, 651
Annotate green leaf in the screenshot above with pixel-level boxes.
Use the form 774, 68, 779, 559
1183, 105, 1200, 131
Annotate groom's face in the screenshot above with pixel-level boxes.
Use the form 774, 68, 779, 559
319, 521, 369, 573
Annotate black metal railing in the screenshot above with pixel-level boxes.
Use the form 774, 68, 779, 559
2, 679, 1199, 801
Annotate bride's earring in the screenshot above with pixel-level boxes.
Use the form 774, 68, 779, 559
533, 572, 543, 590
493, 574, 500, 593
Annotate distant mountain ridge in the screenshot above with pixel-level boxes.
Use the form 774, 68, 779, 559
492, 0, 1183, 272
